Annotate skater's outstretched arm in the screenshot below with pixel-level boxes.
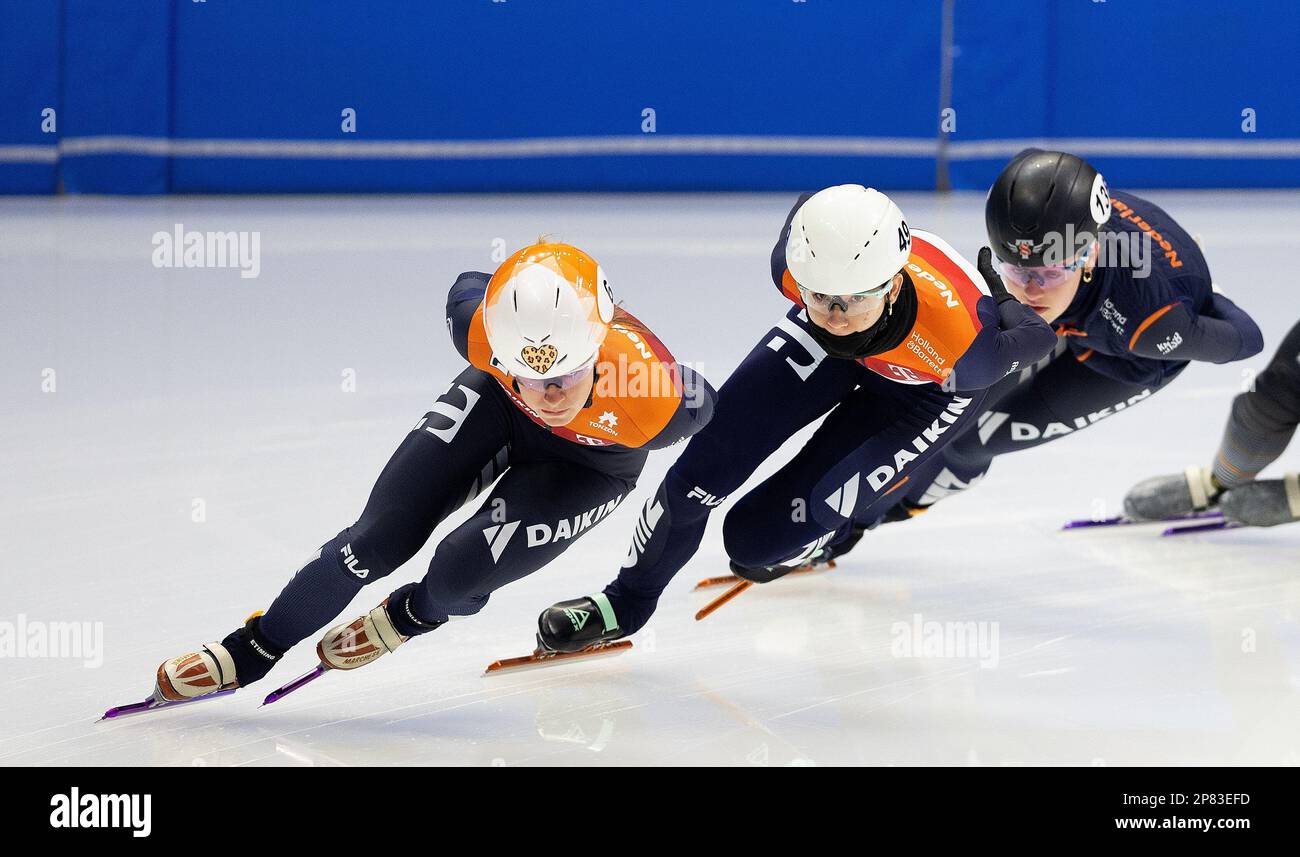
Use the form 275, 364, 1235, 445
1027, 192, 1265, 387
1126, 289, 1263, 364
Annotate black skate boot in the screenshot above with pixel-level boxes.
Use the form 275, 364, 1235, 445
725, 517, 885, 586
815, 522, 867, 565
537, 594, 622, 654
483, 594, 631, 673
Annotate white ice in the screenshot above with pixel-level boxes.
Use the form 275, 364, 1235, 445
1, 191, 1297, 766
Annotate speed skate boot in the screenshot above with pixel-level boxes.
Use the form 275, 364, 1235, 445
537, 594, 621, 654
814, 523, 867, 566
1124, 466, 1221, 521
318, 603, 407, 671
317, 584, 443, 671
1220, 473, 1300, 527
788, 507, 922, 571
154, 611, 284, 702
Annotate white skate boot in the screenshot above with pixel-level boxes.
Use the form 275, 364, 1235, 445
155, 643, 238, 702
152, 610, 270, 702
316, 601, 408, 670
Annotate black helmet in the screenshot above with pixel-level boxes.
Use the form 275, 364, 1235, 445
985, 149, 1111, 267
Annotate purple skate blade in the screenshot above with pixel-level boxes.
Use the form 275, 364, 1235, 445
1063, 509, 1224, 530
1062, 516, 1125, 529
1162, 520, 1233, 536
262, 665, 326, 706
100, 687, 236, 721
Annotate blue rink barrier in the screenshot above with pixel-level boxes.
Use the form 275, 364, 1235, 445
2, 0, 1299, 194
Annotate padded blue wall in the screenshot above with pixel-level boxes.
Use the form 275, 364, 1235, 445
2, 0, 1297, 194
0, 0, 61, 193
948, 0, 1300, 189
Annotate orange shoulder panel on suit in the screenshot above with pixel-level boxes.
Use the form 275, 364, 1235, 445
862, 231, 986, 385
465, 304, 682, 448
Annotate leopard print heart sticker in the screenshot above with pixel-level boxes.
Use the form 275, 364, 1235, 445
520, 344, 559, 374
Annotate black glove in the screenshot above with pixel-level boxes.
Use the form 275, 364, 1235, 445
977, 247, 1017, 305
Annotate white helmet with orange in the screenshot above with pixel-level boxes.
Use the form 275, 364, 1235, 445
482, 242, 615, 381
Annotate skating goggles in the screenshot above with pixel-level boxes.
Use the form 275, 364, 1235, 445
999, 245, 1093, 288
798, 283, 891, 318
513, 359, 595, 392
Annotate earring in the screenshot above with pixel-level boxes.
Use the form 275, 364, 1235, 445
1082, 268, 1093, 283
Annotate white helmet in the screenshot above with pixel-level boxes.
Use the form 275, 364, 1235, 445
785, 184, 911, 296
482, 243, 614, 380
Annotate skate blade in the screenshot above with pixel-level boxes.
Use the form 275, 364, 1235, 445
262, 664, 328, 706
695, 580, 752, 621
692, 560, 835, 590
1162, 520, 1240, 536
483, 640, 633, 675
1062, 510, 1223, 530
99, 687, 237, 721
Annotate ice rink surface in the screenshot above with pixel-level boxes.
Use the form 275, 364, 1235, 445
1, 190, 1297, 766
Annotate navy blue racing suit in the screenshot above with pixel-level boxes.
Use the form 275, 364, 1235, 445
901, 191, 1263, 510
600, 197, 1059, 635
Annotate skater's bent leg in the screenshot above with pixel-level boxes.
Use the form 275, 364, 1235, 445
250, 370, 512, 677
604, 312, 862, 632
1214, 319, 1300, 487
724, 383, 985, 574
392, 461, 636, 634
602, 468, 710, 634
